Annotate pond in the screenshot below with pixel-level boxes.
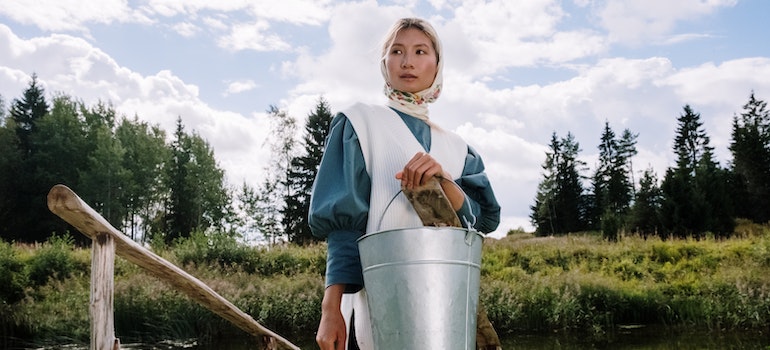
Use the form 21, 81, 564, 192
21, 327, 770, 349
116, 327, 770, 349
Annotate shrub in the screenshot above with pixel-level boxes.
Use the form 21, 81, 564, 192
173, 231, 254, 270
601, 211, 621, 242
0, 240, 27, 304
26, 234, 78, 286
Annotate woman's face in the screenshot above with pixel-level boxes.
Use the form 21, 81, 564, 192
385, 27, 438, 94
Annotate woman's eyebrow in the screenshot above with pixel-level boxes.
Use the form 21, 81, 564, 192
391, 42, 431, 48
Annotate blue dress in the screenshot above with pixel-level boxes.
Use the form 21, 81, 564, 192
309, 108, 501, 291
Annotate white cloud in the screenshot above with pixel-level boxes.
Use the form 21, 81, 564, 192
171, 22, 200, 38
0, 24, 273, 188
218, 20, 292, 52
224, 80, 258, 96
281, 1, 411, 116
447, 0, 607, 72
662, 33, 716, 45
597, 0, 738, 45
0, 0, 152, 32
663, 57, 770, 157
143, 0, 332, 25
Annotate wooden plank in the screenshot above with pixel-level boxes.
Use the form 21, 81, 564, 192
47, 184, 300, 350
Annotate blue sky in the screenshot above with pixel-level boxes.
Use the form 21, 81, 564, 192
1, 0, 769, 238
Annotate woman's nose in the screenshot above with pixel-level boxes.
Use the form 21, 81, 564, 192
401, 54, 413, 68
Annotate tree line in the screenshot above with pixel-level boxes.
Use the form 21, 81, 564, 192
531, 92, 770, 240
2, 74, 767, 245
0, 74, 332, 246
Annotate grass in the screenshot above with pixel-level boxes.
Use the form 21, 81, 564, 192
2, 221, 770, 346
480, 221, 770, 336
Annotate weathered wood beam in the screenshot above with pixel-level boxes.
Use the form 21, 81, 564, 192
47, 184, 300, 350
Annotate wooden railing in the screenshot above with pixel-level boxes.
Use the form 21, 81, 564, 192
47, 184, 301, 350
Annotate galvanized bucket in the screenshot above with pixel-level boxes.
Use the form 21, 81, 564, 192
357, 226, 483, 350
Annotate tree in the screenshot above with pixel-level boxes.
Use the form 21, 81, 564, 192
162, 118, 230, 243
673, 105, 708, 175
729, 91, 770, 223
283, 97, 333, 245
0, 75, 54, 242
184, 130, 231, 234
628, 167, 662, 238
0, 95, 22, 236
660, 105, 727, 238
78, 102, 129, 227
115, 116, 169, 242
695, 146, 734, 237
238, 179, 281, 244
531, 132, 586, 235
618, 129, 639, 196
19, 95, 88, 243
254, 106, 297, 244
10, 73, 48, 158
589, 122, 637, 233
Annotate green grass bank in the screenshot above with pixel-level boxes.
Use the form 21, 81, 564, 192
2, 221, 770, 347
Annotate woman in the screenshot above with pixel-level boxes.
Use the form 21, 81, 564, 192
310, 17, 501, 350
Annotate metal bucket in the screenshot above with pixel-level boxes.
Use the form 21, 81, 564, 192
357, 226, 483, 350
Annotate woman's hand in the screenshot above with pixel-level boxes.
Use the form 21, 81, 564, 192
395, 152, 447, 190
396, 152, 464, 210
316, 285, 347, 350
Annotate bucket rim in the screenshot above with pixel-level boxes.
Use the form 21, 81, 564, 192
357, 226, 483, 243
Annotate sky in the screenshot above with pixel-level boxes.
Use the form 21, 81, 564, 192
1, 0, 769, 239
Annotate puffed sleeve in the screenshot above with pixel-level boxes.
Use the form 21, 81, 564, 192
456, 145, 501, 234
309, 113, 370, 289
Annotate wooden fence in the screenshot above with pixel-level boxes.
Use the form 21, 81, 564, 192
47, 184, 301, 350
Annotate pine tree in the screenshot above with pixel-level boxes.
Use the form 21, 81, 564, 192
661, 105, 720, 238
531, 132, 586, 235
618, 129, 639, 197
0, 95, 21, 237
162, 118, 230, 243
696, 146, 735, 237
590, 122, 638, 239
283, 97, 333, 245
628, 167, 662, 238
531, 133, 560, 235
21, 95, 88, 242
10, 73, 48, 158
559, 133, 588, 233
0, 75, 52, 242
587, 122, 617, 230
729, 91, 770, 223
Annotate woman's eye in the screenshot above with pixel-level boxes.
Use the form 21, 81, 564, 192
391, 49, 402, 55
417, 49, 426, 55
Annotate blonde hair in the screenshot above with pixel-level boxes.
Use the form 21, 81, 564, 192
380, 18, 441, 64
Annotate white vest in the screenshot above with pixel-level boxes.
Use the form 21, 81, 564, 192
343, 103, 467, 233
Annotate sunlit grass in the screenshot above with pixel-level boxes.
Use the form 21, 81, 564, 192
481, 222, 770, 335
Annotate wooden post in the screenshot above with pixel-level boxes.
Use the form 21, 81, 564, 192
91, 232, 120, 350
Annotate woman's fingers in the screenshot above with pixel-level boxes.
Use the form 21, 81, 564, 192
399, 152, 443, 189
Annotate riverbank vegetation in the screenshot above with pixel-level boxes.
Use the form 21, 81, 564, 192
3, 220, 770, 347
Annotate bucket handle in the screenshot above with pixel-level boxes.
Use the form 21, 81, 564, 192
377, 175, 478, 236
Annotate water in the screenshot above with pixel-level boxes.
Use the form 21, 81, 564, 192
161, 328, 770, 349
25, 329, 770, 349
